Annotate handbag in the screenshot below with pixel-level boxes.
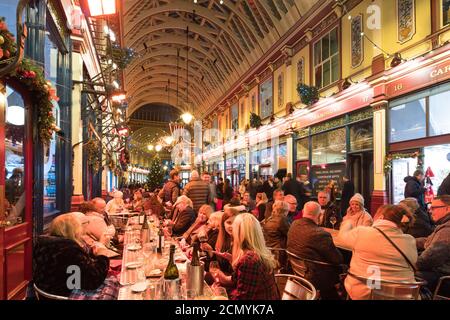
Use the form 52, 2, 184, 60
373, 227, 432, 300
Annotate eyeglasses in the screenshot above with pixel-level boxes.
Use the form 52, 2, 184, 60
430, 205, 447, 210
288, 202, 297, 205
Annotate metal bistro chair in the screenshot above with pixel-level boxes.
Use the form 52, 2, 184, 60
286, 250, 348, 278
275, 274, 317, 300
433, 276, 450, 300
268, 247, 288, 274
33, 283, 69, 301
346, 272, 426, 300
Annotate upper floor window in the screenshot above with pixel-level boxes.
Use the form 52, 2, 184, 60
444, 0, 450, 26
251, 94, 256, 113
313, 27, 339, 89
231, 104, 239, 133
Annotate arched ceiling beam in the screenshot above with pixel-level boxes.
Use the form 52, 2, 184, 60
124, 2, 253, 60
125, 48, 234, 90
125, 19, 249, 74
128, 94, 186, 116
131, 86, 203, 110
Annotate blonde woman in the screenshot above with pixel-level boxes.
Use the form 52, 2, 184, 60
32, 213, 111, 297
343, 193, 373, 227
183, 204, 214, 243
253, 192, 268, 222
215, 213, 280, 300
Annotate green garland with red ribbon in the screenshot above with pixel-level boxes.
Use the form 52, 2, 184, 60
1, 17, 58, 145
384, 151, 424, 175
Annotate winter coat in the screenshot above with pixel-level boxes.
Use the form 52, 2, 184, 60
263, 214, 290, 249
287, 218, 344, 300
338, 220, 418, 300
342, 208, 373, 227
416, 214, 450, 276
318, 202, 342, 229
404, 176, 427, 209
437, 174, 450, 196
158, 180, 180, 205
401, 208, 435, 238
183, 177, 210, 213
33, 235, 109, 297
172, 206, 196, 236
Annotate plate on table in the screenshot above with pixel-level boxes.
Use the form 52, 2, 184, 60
147, 268, 163, 278
127, 244, 142, 251
131, 282, 147, 293
126, 261, 143, 269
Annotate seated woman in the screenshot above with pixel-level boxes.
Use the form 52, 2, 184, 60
253, 192, 268, 222
201, 207, 239, 276
342, 193, 373, 227
338, 204, 418, 300
105, 191, 128, 214
129, 189, 144, 212
33, 213, 113, 298
183, 204, 213, 244
215, 213, 280, 300
143, 193, 165, 218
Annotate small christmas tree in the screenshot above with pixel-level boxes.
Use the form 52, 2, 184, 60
147, 155, 164, 191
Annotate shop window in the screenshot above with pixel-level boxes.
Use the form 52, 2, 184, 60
424, 144, 450, 195
390, 98, 426, 142
391, 155, 419, 204
296, 138, 309, 160
4, 85, 26, 226
311, 128, 346, 165
277, 143, 287, 169
350, 120, 373, 151
313, 28, 339, 88
260, 147, 273, 164
259, 78, 273, 119
443, 0, 450, 26
429, 90, 450, 136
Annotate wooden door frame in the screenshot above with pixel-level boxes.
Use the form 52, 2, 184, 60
0, 79, 34, 300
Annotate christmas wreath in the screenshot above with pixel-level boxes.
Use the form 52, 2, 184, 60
1, 18, 58, 145
297, 83, 319, 106
384, 151, 424, 175
249, 112, 262, 129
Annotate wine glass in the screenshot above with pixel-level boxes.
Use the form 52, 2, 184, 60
330, 216, 337, 230
212, 286, 228, 300
209, 261, 220, 287
198, 230, 208, 257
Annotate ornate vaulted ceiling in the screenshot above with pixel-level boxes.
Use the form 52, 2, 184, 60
122, 0, 318, 119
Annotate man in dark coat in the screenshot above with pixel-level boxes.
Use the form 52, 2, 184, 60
404, 169, 427, 210
317, 191, 342, 229
340, 176, 354, 217
158, 169, 180, 205
287, 201, 344, 300
282, 173, 302, 209
438, 173, 450, 196
262, 176, 275, 202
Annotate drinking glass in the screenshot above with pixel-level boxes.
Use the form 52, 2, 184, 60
212, 286, 228, 300
147, 278, 163, 300
209, 261, 220, 286
330, 216, 337, 230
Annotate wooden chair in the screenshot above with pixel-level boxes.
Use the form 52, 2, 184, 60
275, 274, 317, 300
268, 247, 288, 274
33, 283, 69, 300
286, 250, 348, 277
433, 276, 450, 300
346, 272, 426, 300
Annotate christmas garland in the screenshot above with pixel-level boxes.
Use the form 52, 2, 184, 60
384, 151, 424, 175
249, 112, 262, 129
119, 148, 130, 170
1, 18, 58, 145
85, 139, 101, 172
109, 42, 137, 69
297, 83, 319, 106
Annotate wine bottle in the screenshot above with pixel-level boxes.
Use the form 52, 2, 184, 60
157, 225, 164, 253
164, 244, 179, 280
191, 242, 200, 266
141, 211, 150, 243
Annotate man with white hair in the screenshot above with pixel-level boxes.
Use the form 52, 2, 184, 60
166, 195, 196, 236
183, 170, 210, 213
287, 201, 344, 300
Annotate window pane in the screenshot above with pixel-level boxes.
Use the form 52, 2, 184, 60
429, 90, 450, 136
322, 33, 330, 61
350, 120, 373, 151
444, 0, 450, 26
423, 144, 450, 193
323, 60, 331, 87
331, 54, 339, 83
311, 128, 346, 165
314, 40, 321, 65
296, 138, 309, 160
5, 85, 26, 226
330, 28, 338, 55
390, 99, 426, 142
315, 65, 322, 88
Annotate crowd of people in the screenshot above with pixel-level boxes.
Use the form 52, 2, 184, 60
31, 168, 450, 300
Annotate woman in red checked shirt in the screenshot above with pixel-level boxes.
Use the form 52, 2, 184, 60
214, 213, 280, 300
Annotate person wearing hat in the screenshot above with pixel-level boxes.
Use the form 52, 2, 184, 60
105, 191, 128, 214
399, 197, 435, 238
342, 193, 373, 227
